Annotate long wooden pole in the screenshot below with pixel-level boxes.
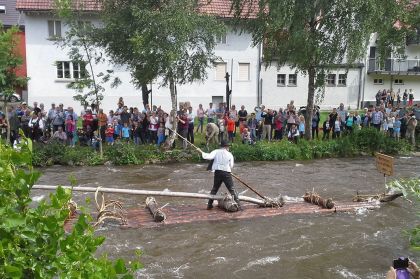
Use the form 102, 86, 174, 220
167, 127, 269, 200
32, 185, 268, 206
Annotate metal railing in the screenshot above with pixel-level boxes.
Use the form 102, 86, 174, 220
367, 58, 420, 74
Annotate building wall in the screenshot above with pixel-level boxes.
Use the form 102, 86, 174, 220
260, 63, 362, 110
0, 0, 24, 27
24, 14, 260, 112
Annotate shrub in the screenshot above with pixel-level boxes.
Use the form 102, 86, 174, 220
104, 143, 139, 165
0, 138, 141, 278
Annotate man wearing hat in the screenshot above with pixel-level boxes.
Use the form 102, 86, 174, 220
198, 140, 241, 210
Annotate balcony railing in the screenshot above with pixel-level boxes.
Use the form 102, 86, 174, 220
367, 58, 420, 75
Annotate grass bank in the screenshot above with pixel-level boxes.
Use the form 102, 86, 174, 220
32, 128, 414, 167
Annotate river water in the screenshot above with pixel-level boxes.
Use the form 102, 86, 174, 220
34, 157, 420, 278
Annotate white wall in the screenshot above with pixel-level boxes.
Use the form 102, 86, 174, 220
24, 14, 260, 113
260, 63, 362, 110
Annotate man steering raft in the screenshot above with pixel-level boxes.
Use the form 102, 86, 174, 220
197, 140, 242, 210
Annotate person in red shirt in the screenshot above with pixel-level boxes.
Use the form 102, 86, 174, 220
105, 124, 115, 145
227, 117, 235, 143
83, 109, 94, 130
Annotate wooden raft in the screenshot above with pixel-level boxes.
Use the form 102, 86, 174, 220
124, 201, 377, 228
64, 201, 378, 230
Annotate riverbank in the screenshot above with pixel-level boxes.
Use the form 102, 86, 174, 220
31, 128, 414, 167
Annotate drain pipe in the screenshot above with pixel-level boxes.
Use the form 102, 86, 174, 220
256, 42, 263, 106
357, 63, 365, 109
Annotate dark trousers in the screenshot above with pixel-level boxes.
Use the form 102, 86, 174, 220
208, 170, 240, 206
100, 125, 106, 142
187, 123, 194, 143
312, 127, 319, 139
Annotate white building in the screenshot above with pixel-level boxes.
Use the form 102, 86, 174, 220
16, 0, 420, 112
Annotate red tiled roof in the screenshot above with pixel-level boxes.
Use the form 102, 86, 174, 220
16, 0, 101, 12
198, 0, 259, 19
16, 0, 258, 18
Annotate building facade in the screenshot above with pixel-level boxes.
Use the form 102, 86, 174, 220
16, 0, 420, 112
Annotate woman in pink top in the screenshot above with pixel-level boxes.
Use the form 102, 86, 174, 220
65, 114, 76, 147
196, 104, 205, 133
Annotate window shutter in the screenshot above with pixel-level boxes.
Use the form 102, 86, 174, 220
48, 21, 54, 37
238, 63, 250, 81
55, 21, 62, 37
215, 62, 227, 80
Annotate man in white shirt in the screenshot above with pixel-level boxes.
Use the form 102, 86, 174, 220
198, 140, 241, 210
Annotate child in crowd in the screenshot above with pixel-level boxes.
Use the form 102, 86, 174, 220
298, 115, 305, 136
345, 112, 354, 133
393, 117, 401, 141
133, 122, 141, 145
227, 117, 235, 143
387, 113, 395, 137
382, 114, 389, 134
105, 123, 115, 145
218, 114, 225, 143
113, 119, 121, 140
241, 127, 252, 144
157, 123, 166, 146
322, 116, 331, 140
288, 124, 299, 144
121, 122, 130, 142
333, 116, 341, 139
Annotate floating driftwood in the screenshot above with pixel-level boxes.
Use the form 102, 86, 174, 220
303, 191, 335, 209
145, 197, 166, 222
32, 185, 271, 207
353, 192, 404, 203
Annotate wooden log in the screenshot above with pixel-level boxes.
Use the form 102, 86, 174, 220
379, 193, 403, 202
32, 185, 268, 206
217, 194, 239, 212
145, 197, 166, 222
353, 192, 404, 202
303, 192, 335, 209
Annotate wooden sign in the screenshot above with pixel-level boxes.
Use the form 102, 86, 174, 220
375, 152, 394, 176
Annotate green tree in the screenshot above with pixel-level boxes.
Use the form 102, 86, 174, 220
97, 0, 225, 145
0, 24, 28, 143
388, 178, 420, 250
0, 137, 141, 278
52, 1, 122, 157
232, 0, 411, 139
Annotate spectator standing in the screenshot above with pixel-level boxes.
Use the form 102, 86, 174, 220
322, 116, 331, 140
371, 107, 383, 131
408, 89, 414, 107
311, 108, 320, 139
177, 111, 189, 149
247, 113, 257, 141
52, 107, 65, 133
238, 105, 248, 134
333, 116, 341, 139
227, 117, 235, 143
98, 109, 107, 142
148, 111, 159, 144
65, 115, 76, 147
407, 115, 418, 146
187, 106, 195, 144
298, 115, 305, 137
403, 89, 408, 106
206, 103, 216, 124
196, 104, 205, 133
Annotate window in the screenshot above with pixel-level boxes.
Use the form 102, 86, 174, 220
56, 61, 85, 80
338, 74, 347, 86
288, 74, 297, 86
326, 74, 336, 86
238, 63, 250, 81
215, 62, 227, 80
48, 20, 62, 38
0, 5, 5, 14
216, 34, 227, 44
373, 78, 383, 85
277, 74, 286, 86
394, 79, 404, 85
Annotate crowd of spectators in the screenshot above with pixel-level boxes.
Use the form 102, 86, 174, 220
0, 91, 418, 149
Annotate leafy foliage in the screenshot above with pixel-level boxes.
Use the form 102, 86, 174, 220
0, 138, 141, 278
387, 178, 420, 250
32, 129, 412, 166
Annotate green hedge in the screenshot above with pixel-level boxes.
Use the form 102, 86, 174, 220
32, 128, 412, 167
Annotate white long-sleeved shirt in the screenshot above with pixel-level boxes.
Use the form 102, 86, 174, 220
202, 149, 234, 173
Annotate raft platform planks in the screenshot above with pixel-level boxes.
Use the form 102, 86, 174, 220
122, 201, 377, 229
64, 201, 378, 231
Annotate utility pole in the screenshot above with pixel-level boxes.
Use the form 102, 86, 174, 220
225, 72, 232, 110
